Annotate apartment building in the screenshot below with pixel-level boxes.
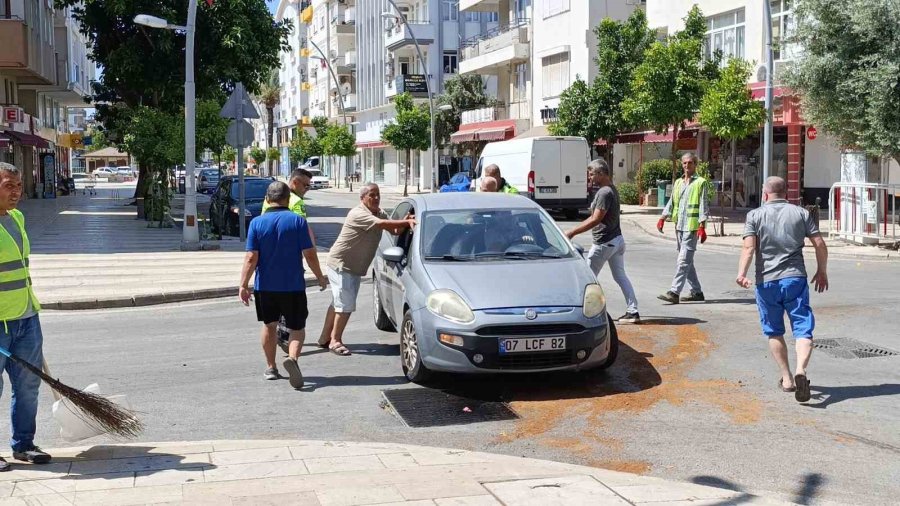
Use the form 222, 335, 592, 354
273, 0, 311, 174
1, 1, 94, 198
354, 0, 495, 189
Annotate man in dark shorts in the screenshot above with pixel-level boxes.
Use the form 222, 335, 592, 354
239, 181, 327, 389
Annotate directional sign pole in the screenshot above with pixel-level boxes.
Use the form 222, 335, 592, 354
237, 82, 247, 242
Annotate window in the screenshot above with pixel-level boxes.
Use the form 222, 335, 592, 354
464, 12, 480, 23
541, 53, 569, 99
770, 0, 796, 61
513, 63, 528, 102
704, 9, 745, 63
485, 12, 499, 23
516, 0, 531, 21
443, 51, 458, 74
542, 0, 569, 19
442, 0, 458, 21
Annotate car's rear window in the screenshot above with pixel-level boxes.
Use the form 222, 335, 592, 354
230, 179, 271, 199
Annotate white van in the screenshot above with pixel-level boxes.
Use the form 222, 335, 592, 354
474, 136, 590, 217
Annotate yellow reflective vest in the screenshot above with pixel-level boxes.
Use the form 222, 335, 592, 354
0, 210, 41, 321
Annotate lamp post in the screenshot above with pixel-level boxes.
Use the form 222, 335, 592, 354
134, 5, 199, 248
762, 0, 775, 206
382, 1, 436, 192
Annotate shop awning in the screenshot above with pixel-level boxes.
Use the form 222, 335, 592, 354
450, 124, 479, 143
450, 120, 517, 143
0, 134, 10, 149
5, 131, 50, 149
597, 127, 700, 145
475, 125, 514, 142
748, 82, 791, 100
356, 141, 386, 149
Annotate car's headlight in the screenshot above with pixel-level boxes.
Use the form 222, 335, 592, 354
583, 283, 606, 319
426, 289, 475, 324
230, 207, 252, 217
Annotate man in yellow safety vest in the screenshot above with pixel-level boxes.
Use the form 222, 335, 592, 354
0, 162, 52, 470
657, 153, 709, 304
484, 164, 519, 194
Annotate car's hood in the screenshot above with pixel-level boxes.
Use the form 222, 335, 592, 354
424, 257, 593, 310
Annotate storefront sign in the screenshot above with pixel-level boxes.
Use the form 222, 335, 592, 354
3, 107, 23, 123
807, 126, 818, 140
397, 74, 428, 96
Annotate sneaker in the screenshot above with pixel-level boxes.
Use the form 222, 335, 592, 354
657, 291, 680, 304
0, 457, 9, 472
681, 291, 705, 302
617, 312, 641, 324
282, 358, 304, 390
13, 447, 51, 464
264, 368, 280, 381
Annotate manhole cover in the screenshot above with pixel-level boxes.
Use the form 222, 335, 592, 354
382, 388, 518, 428
812, 338, 899, 359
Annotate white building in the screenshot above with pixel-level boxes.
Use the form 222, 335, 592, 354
354, 0, 495, 189
273, 0, 312, 175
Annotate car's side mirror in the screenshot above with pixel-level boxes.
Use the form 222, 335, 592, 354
382, 246, 406, 263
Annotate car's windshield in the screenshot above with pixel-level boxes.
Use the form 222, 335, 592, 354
422, 208, 573, 261
230, 179, 270, 199
201, 170, 219, 178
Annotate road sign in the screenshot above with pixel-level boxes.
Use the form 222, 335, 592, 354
220, 82, 259, 120
807, 126, 818, 140
226, 120, 254, 148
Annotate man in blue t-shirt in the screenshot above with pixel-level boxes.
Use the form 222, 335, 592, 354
239, 181, 327, 389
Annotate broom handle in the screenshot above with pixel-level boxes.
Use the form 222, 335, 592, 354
0, 344, 63, 402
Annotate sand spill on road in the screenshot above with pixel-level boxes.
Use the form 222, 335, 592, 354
498, 323, 763, 473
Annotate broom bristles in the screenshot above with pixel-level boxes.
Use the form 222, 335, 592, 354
13, 355, 144, 438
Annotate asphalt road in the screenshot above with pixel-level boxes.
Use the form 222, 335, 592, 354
11, 190, 900, 505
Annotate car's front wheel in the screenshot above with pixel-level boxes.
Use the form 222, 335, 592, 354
596, 314, 619, 370
400, 309, 430, 383
373, 273, 396, 332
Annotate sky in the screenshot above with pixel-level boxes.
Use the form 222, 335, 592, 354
266, 1, 278, 14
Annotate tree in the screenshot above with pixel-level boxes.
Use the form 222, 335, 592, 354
256, 69, 281, 176
553, 11, 656, 163
289, 125, 323, 166
84, 128, 110, 153
382, 93, 431, 197
321, 123, 357, 187
248, 146, 266, 168
699, 58, 766, 212
434, 74, 495, 160
57, 0, 291, 196
195, 99, 230, 161
783, 0, 900, 167
622, 6, 719, 185
266, 147, 281, 167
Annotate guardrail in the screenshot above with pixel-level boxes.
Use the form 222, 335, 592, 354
828, 182, 900, 243
460, 18, 529, 61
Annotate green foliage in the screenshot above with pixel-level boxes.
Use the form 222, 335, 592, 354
783, 0, 900, 165
435, 74, 495, 152
321, 124, 357, 158
699, 59, 766, 141
696, 160, 716, 203
549, 78, 597, 140
196, 99, 230, 157
248, 146, 266, 165
617, 182, 639, 205
222, 145, 236, 163
120, 106, 183, 169
382, 93, 432, 153
266, 147, 281, 162
290, 128, 321, 163
638, 159, 675, 193
674, 5, 707, 43
144, 169, 173, 227
84, 128, 110, 152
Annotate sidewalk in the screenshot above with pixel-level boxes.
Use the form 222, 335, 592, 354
621, 205, 900, 260
0, 440, 792, 505
20, 187, 328, 310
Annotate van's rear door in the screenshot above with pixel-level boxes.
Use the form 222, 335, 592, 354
532, 139, 561, 203
559, 138, 589, 207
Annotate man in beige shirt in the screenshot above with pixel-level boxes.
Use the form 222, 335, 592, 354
318, 184, 416, 355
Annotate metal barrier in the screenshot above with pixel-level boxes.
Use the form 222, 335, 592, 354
828, 183, 899, 243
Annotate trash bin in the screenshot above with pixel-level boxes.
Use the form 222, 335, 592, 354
178, 176, 186, 194
657, 180, 669, 207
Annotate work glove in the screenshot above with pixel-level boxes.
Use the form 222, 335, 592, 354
698, 226, 707, 244
656, 218, 665, 233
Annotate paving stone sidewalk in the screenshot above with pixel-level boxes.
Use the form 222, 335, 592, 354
0, 440, 794, 505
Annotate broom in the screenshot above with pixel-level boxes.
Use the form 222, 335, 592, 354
0, 345, 144, 438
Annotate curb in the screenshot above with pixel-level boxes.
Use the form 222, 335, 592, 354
624, 218, 900, 261
43, 276, 320, 311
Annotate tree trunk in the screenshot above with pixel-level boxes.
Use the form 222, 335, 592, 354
266, 106, 275, 177
605, 137, 615, 179
731, 139, 737, 210
403, 149, 410, 197
670, 122, 680, 182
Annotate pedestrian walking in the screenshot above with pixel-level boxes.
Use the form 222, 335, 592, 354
657, 153, 709, 304
566, 160, 640, 323
736, 176, 828, 403
0, 162, 52, 470
239, 181, 327, 389
317, 184, 416, 356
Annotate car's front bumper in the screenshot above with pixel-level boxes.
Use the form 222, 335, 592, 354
414, 307, 611, 374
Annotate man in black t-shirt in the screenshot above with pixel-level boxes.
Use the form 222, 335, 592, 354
566, 159, 640, 323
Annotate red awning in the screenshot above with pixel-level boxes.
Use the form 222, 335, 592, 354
450, 123, 481, 144
450, 119, 517, 143
476, 125, 514, 142
602, 127, 699, 145
0, 134, 10, 149
5, 131, 50, 149
356, 141, 386, 149
748, 82, 792, 100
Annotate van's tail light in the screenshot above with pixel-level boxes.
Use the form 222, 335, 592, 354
527, 170, 535, 194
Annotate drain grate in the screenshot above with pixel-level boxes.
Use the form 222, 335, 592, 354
382, 388, 519, 428
812, 338, 899, 359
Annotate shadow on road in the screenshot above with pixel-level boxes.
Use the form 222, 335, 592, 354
633, 316, 707, 325
695, 298, 757, 305
805, 383, 900, 409
50, 445, 213, 479
300, 375, 407, 391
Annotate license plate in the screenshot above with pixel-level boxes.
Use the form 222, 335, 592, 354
499, 337, 566, 354
537, 186, 557, 194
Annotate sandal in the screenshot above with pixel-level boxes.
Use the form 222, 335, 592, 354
329, 343, 352, 356
794, 374, 811, 402
778, 378, 796, 393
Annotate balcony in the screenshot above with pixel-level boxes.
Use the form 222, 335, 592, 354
344, 51, 357, 68
384, 20, 435, 52
333, 93, 357, 113
460, 19, 530, 75
460, 0, 503, 11
0, 18, 55, 85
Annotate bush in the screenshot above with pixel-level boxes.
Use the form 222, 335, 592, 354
638, 158, 676, 193
618, 182, 639, 205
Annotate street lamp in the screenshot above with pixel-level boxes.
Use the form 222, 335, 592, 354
134, 1, 200, 249
382, 3, 437, 193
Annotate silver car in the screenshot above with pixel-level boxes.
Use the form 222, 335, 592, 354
373, 193, 617, 383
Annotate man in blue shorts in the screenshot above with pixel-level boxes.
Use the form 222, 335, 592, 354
239, 181, 327, 389
736, 176, 828, 402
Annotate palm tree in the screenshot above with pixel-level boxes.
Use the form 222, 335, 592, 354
256, 69, 281, 177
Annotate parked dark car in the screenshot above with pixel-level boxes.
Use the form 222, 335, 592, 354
208, 176, 274, 236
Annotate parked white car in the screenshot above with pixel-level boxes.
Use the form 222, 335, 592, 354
93, 167, 116, 179
307, 168, 330, 190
